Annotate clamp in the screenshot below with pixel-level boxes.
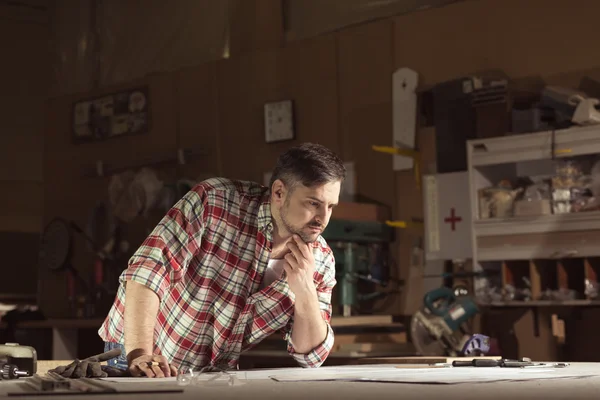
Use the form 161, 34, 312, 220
372, 145, 421, 189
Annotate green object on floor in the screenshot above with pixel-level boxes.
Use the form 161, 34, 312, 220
321, 219, 394, 315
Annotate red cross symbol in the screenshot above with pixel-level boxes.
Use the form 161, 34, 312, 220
444, 208, 462, 231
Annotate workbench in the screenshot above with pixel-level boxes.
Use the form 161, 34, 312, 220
0, 314, 407, 361
0, 361, 598, 399
0, 318, 103, 360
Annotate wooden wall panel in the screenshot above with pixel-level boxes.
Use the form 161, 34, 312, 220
393, 0, 600, 87
217, 34, 339, 183
0, 182, 44, 234
44, 74, 178, 232
0, 98, 44, 182
337, 20, 395, 208
41, 73, 178, 318
0, 17, 48, 234
176, 62, 222, 180
229, 0, 284, 56
280, 35, 339, 154
216, 50, 280, 182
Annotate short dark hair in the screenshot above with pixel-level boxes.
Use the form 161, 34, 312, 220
270, 143, 346, 190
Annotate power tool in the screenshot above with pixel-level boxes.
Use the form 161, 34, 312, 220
410, 287, 489, 356
0, 343, 37, 379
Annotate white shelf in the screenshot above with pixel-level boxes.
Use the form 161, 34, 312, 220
476, 228, 600, 261
467, 124, 600, 265
474, 211, 600, 237
477, 243, 600, 261
469, 124, 600, 167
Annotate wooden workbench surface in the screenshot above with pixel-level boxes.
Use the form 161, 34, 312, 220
1, 361, 597, 400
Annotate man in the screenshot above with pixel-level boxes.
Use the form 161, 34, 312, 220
98, 142, 345, 378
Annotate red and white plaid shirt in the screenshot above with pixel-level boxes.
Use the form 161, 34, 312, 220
98, 178, 337, 370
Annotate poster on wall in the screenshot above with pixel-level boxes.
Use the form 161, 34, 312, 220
72, 87, 150, 143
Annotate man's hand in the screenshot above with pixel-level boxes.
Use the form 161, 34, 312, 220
284, 235, 328, 354
128, 353, 177, 378
284, 235, 317, 296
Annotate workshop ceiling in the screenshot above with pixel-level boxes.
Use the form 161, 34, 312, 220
4, 0, 463, 96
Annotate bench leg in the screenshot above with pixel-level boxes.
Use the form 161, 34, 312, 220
52, 328, 78, 360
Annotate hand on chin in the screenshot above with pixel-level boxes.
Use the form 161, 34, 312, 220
283, 235, 317, 296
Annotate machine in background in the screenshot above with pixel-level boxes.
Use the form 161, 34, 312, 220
321, 218, 396, 317
410, 286, 489, 357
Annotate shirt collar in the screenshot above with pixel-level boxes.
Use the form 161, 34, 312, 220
258, 191, 273, 233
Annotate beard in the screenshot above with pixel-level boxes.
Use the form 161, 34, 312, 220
279, 199, 323, 243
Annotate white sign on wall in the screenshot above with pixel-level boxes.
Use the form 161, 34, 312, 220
423, 171, 472, 261
392, 67, 418, 171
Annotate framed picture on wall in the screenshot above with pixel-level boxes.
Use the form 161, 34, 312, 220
71, 86, 150, 144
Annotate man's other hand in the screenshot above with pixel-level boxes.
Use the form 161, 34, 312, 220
128, 354, 177, 378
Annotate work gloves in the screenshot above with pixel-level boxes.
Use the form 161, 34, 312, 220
48, 348, 130, 378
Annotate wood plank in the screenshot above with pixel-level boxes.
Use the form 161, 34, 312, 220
557, 261, 569, 291
330, 315, 394, 327
584, 258, 597, 282
333, 332, 407, 346
0, 318, 104, 330
529, 260, 541, 300
331, 202, 391, 222
501, 261, 513, 288
337, 342, 412, 353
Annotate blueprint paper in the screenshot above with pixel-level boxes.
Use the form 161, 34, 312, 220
100, 363, 600, 385
269, 365, 600, 384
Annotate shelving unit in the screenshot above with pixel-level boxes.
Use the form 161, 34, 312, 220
466, 125, 600, 306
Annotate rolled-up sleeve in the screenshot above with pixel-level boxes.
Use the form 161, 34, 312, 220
284, 249, 337, 368
120, 188, 207, 301
286, 321, 335, 368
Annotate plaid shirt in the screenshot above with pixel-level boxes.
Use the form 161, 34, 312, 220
98, 178, 337, 370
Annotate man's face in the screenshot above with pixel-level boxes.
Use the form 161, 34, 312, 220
277, 180, 341, 243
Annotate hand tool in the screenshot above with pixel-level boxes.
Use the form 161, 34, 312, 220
0, 343, 37, 378
452, 357, 569, 368
372, 145, 421, 188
